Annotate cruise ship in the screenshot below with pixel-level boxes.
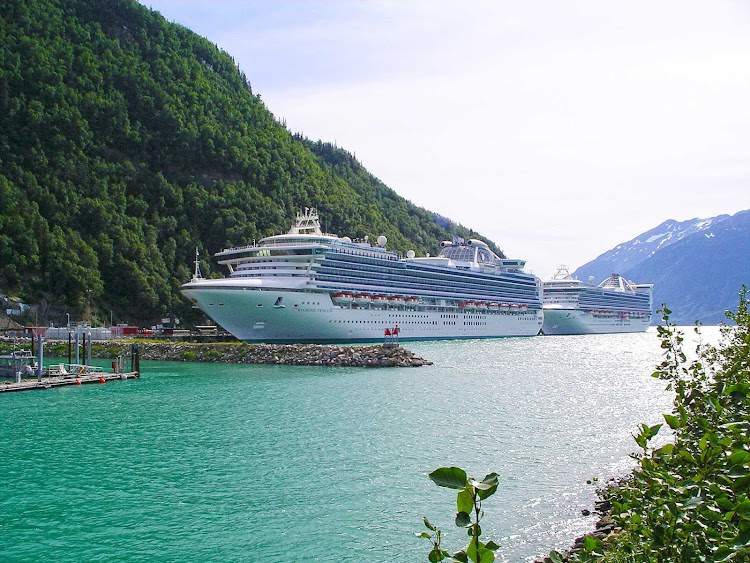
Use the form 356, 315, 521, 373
181, 208, 543, 342
541, 266, 653, 335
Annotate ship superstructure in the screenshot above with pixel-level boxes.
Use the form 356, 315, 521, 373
542, 265, 653, 335
181, 208, 543, 342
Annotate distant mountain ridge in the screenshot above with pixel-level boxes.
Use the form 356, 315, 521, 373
574, 210, 750, 324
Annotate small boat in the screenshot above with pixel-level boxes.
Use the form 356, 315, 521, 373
388, 296, 405, 307
354, 294, 372, 306
0, 350, 35, 381
488, 303, 499, 311
331, 292, 354, 305
404, 297, 419, 307
372, 295, 388, 307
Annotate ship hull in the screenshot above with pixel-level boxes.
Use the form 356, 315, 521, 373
541, 308, 650, 335
182, 286, 543, 342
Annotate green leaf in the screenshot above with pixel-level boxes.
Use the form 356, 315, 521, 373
428, 546, 445, 562
430, 467, 468, 490
484, 540, 500, 551
481, 473, 499, 486
582, 536, 605, 556
469, 478, 495, 491
730, 465, 750, 479
424, 517, 437, 531
732, 528, 750, 548
699, 434, 708, 452
455, 511, 471, 527
479, 549, 494, 563
549, 551, 563, 563
664, 414, 682, 429
414, 532, 431, 539
713, 546, 734, 562
657, 443, 675, 455
452, 551, 469, 563
729, 450, 750, 465
466, 539, 485, 563
734, 474, 750, 492
457, 489, 474, 514
477, 483, 498, 501
683, 496, 704, 510
736, 500, 750, 517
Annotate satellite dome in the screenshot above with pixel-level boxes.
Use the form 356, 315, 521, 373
377, 235, 387, 247
406, 250, 415, 259
341, 236, 351, 243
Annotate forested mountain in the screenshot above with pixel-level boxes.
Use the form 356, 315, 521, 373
574, 210, 750, 324
0, 0, 500, 325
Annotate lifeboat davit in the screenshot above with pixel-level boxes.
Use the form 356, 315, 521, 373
404, 297, 419, 307
354, 294, 372, 306
331, 292, 354, 305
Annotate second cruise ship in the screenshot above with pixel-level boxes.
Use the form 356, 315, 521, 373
542, 266, 653, 335
181, 208, 543, 342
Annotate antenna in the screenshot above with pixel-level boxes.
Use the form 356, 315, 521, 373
192, 247, 202, 281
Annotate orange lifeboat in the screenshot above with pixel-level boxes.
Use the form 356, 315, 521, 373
354, 294, 372, 306
331, 292, 354, 305
388, 295, 405, 307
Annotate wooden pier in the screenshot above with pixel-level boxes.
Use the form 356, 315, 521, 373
0, 370, 139, 393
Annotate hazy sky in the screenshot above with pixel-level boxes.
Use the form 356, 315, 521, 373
140, 0, 750, 278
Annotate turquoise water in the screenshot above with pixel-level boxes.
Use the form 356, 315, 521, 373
0, 328, 717, 562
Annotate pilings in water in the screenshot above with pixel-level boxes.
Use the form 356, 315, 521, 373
0, 336, 141, 393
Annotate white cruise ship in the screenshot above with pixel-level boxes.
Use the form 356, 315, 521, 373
541, 266, 653, 335
181, 208, 543, 342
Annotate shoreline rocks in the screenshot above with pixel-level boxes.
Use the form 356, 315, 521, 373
41, 340, 433, 368
535, 479, 622, 563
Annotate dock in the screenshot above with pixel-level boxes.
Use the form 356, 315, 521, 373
1, 338, 142, 393
0, 370, 139, 393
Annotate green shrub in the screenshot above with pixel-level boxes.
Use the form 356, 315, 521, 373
596, 286, 750, 562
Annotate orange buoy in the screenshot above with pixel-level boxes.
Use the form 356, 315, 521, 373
76, 380, 81, 385
99, 377, 105, 384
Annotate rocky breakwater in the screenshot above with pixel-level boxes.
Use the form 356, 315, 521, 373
62, 341, 432, 368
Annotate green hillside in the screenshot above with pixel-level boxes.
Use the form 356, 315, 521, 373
0, 0, 502, 325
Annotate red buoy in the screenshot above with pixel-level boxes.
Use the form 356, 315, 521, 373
76, 380, 81, 385
99, 377, 105, 384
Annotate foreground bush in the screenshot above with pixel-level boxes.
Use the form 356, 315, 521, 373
602, 287, 750, 562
